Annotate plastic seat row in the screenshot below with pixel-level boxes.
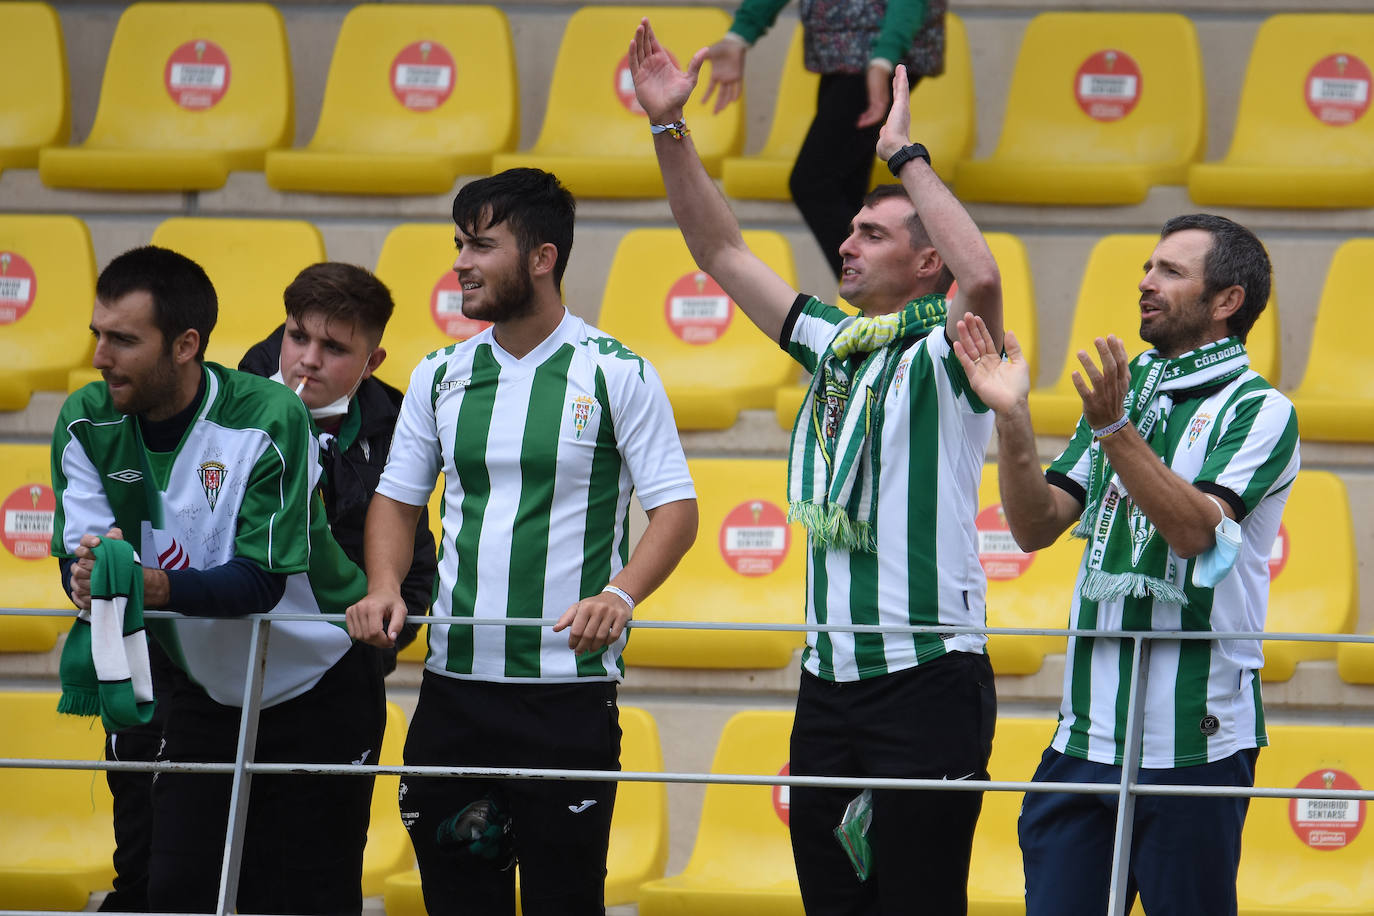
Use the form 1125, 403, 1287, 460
5, 4, 1373, 207
5, 214, 1374, 442
638, 710, 1374, 916
4, 432, 1361, 689
0, 691, 667, 911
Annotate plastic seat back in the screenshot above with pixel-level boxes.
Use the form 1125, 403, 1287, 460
0, 691, 114, 910
966, 717, 1058, 911
0, 215, 96, 411
606, 706, 670, 904
722, 13, 973, 197
148, 218, 326, 369
1028, 234, 1280, 436
362, 702, 414, 896
637, 710, 801, 915
1261, 471, 1357, 682
265, 4, 517, 193
977, 463, 1081, 675
492, 6, 743, 196
1236, 724, 1374, 913
956, 12, 1204, 204
0, 443, 72, 653
624, 458, 804, 670
598, 228, 798, 429
1288, 238, 1374, 442
372, 223, 490, 392
0, 2, 69, 171
38, 2, 292, 189
1188, 15, 1374, 208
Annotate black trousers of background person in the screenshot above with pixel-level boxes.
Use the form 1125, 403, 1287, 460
789, 72, 923, 282
789, 651, 996, 916
147, 640, 385, 916
399, 672, 622, 916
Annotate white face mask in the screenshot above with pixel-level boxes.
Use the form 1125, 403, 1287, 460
270, 358, 372, 421
1191, 496, 1242, 588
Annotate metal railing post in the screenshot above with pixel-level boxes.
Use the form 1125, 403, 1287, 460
1107, 634, 1151, 915
214, 616, 272, 916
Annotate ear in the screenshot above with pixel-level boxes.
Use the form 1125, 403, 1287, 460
528, 241, 559, 280
362, 346, 386, 380
171, 329, 201, 366
1211, 285, 1245, 323
914, 247, 943, 280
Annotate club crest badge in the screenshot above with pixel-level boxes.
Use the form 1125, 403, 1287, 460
1187, 413, 1213, 449
570, 395, 598, 440
198, 461, 227, 510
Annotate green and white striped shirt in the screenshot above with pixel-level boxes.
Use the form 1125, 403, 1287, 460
783, 296, 994, 682
377, 310, 695, 683
1046, 358, 1300, 768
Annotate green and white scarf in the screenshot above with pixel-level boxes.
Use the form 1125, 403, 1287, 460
57, 538, 156, 732
1075, 337, 1250, 604
787, 295, 948, 551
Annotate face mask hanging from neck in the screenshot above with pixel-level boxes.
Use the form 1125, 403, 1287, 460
270, 357, 372, 421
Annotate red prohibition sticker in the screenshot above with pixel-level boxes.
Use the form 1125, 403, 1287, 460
719, 499, 790, 577
1305, 53, 1371, 126
390, 41, 456, 112
615, 49, 678, 113
772, 762, 791, 826
2, 483, 55, 560
665, 270, 734, 344
430, 271, 491, 341
0, 251, 37, 325
164, 39, 231, 111
1290, 769, 1365, 850
976, 504, 1035, 580
1074, 49, 1142, 122
1268, 521, 1290, 580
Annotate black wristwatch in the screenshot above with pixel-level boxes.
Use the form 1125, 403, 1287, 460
887, 142, 931, 176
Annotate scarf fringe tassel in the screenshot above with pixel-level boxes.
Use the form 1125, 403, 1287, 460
789, 501, 877, 553
1081, 570, 1189, 605
56, 691, 101, 718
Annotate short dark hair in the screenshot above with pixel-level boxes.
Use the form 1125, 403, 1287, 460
283, 262, 395, 345
452, 168, 576, 288
862, 184, 955, 294
1159, 214, 1271, 342
96, 246, 218, 360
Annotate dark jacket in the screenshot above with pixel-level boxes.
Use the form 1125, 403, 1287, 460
240, 326, 437, 671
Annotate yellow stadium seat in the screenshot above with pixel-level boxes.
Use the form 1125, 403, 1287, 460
0, 2, 70, 173
977, 464, 1079, 677
491, 6, 743, 197
396, 480, 445, 666
0, 215, 96, 411
265, 5, 517, 195
382, 705, 667, 913
599, 228, 799, 430
1188, 15, 1374, 209
637, 710, 800, 916
967, 717, 1058, 915
1261, 472, 1357, 683
721, 13, 973, 197
622, 459, 804, 670
0, 443, 74, 654
955, 13, 1204, 205
38, 2, 292, 191
1235, 724, 1374, 914
774, 231, 1037, 429
148, 218, 325, 370
1027, 234, 1280, 437
0, 691, 114, 910
363, 702, 415, 896
371, 223, 489, 392
1336, 635, 1374, 686
1286, 239, 1374, 443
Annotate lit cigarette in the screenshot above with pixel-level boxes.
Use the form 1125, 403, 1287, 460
294, 379, 307, 396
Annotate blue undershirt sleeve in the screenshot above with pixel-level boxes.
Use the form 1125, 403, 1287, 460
164, 557, 288, 617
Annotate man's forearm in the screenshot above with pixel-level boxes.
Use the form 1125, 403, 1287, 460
653, 131, 749, 278
363, 493, 424, 595
610, 498, 698, 604
995, 403, 1075, 552
895, 159, 1000, 317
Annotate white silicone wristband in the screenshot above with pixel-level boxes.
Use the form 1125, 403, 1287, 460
601, 585, 637, 612
1092, 414, 1131, 440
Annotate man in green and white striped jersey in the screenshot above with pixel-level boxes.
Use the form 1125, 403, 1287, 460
955, 214, 1299, 915
345, 168, 698, 916
632, 23, 1001, 914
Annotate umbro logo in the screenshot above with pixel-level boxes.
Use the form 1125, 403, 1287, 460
568, 799, 598, 814
107, 469, 142, 483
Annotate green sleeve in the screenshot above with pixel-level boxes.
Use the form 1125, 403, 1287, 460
871, 0, 928, 65
234, 409, 314, 574
729, 0, 792, 44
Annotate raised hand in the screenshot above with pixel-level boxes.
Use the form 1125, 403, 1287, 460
876, 64, 913, 160
953, 314, 1031, 414
629, 18, 708, 124
701, 39, 745, 114
1070, 336, 1132, 429
857, 64, 893, 128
